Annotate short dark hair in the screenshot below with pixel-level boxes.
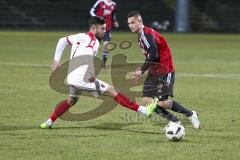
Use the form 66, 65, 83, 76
127, 11, 141, 18
88, 16, 105, 28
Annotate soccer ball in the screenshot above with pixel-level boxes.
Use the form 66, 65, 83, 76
165, 121, 185, 141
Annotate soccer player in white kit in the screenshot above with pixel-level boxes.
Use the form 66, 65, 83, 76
40, 17, 158, 129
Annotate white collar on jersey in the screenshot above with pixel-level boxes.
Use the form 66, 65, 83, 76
103, 0, 114, 6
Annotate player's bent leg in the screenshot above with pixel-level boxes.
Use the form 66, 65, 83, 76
144, 96, 180, 122
158, 100, 170, 109
155, 107, 180, 123
40, 96, 79, 129
143, 97, 178, 119
40, 98, 73, 129
168, 100, 192, 116
51, 96, 79, 120
167, 100, 200, 129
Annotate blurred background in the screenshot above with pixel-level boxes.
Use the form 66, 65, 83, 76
1, 0, 240, 33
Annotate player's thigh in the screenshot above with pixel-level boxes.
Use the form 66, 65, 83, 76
158, 99, 169, 108
72, 79, 109, 96
143, 73, 175, 98
142, 74, 159, 98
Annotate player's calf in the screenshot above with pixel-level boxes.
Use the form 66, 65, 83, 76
40, 97, 79, 129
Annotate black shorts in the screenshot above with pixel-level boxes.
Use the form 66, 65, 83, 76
103, 31, 111, 42
142, 72, 175, 100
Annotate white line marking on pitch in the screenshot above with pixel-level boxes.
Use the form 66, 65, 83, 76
0, 62, 50, 68
0, 62, 240, 79
177, 73, 240, 79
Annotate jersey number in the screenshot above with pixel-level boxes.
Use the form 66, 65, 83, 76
86, 39, 96, 49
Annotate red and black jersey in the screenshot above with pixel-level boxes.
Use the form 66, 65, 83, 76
90, 0, 117, 31
138, 26, 175, 74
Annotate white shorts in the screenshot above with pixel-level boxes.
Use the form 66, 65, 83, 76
68, 79, 109, 97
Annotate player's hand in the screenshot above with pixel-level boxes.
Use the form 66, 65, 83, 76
51, 60, 60, 71
114, 21, 119, 28
134, 67, 142, 77
131, 67, 142, 85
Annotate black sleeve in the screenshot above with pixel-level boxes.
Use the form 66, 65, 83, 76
140, 34, 159, 74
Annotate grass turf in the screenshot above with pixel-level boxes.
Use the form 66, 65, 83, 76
0, 31, 240, 160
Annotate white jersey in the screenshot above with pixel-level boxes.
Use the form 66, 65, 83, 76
67, 32, 99, 59
54, 32, 99, 62
53, 32, 109, 94
66, 32, 99, 86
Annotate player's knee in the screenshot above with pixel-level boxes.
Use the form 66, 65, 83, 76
67, 97, 79, 106
103, 41, 109, 46
142, 97, 153, 104
158, 100, 169, 108
106, 85, 117, 97
107, 85, 113, 91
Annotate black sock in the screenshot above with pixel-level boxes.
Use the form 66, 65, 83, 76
102, 55, 107, 66
169, 100, 193, 117
155, 105, 180, 122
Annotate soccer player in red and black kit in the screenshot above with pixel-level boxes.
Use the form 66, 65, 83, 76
127, 11, 200, 129
90, 0, 119, 67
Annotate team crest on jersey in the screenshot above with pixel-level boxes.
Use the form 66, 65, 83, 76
110, 5, 114, 10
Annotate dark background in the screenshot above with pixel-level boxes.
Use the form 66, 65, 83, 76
1, 0, 240, 32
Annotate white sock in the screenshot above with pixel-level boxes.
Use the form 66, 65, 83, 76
137, 106, 147, 116
46, 118, 53, 127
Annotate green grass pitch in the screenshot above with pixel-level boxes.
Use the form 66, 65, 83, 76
0, 31, 240, 160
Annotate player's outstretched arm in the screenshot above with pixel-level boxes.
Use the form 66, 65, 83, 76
51, 60, 60, 71
131, 67, 142, 85
52, 37, 69, 71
